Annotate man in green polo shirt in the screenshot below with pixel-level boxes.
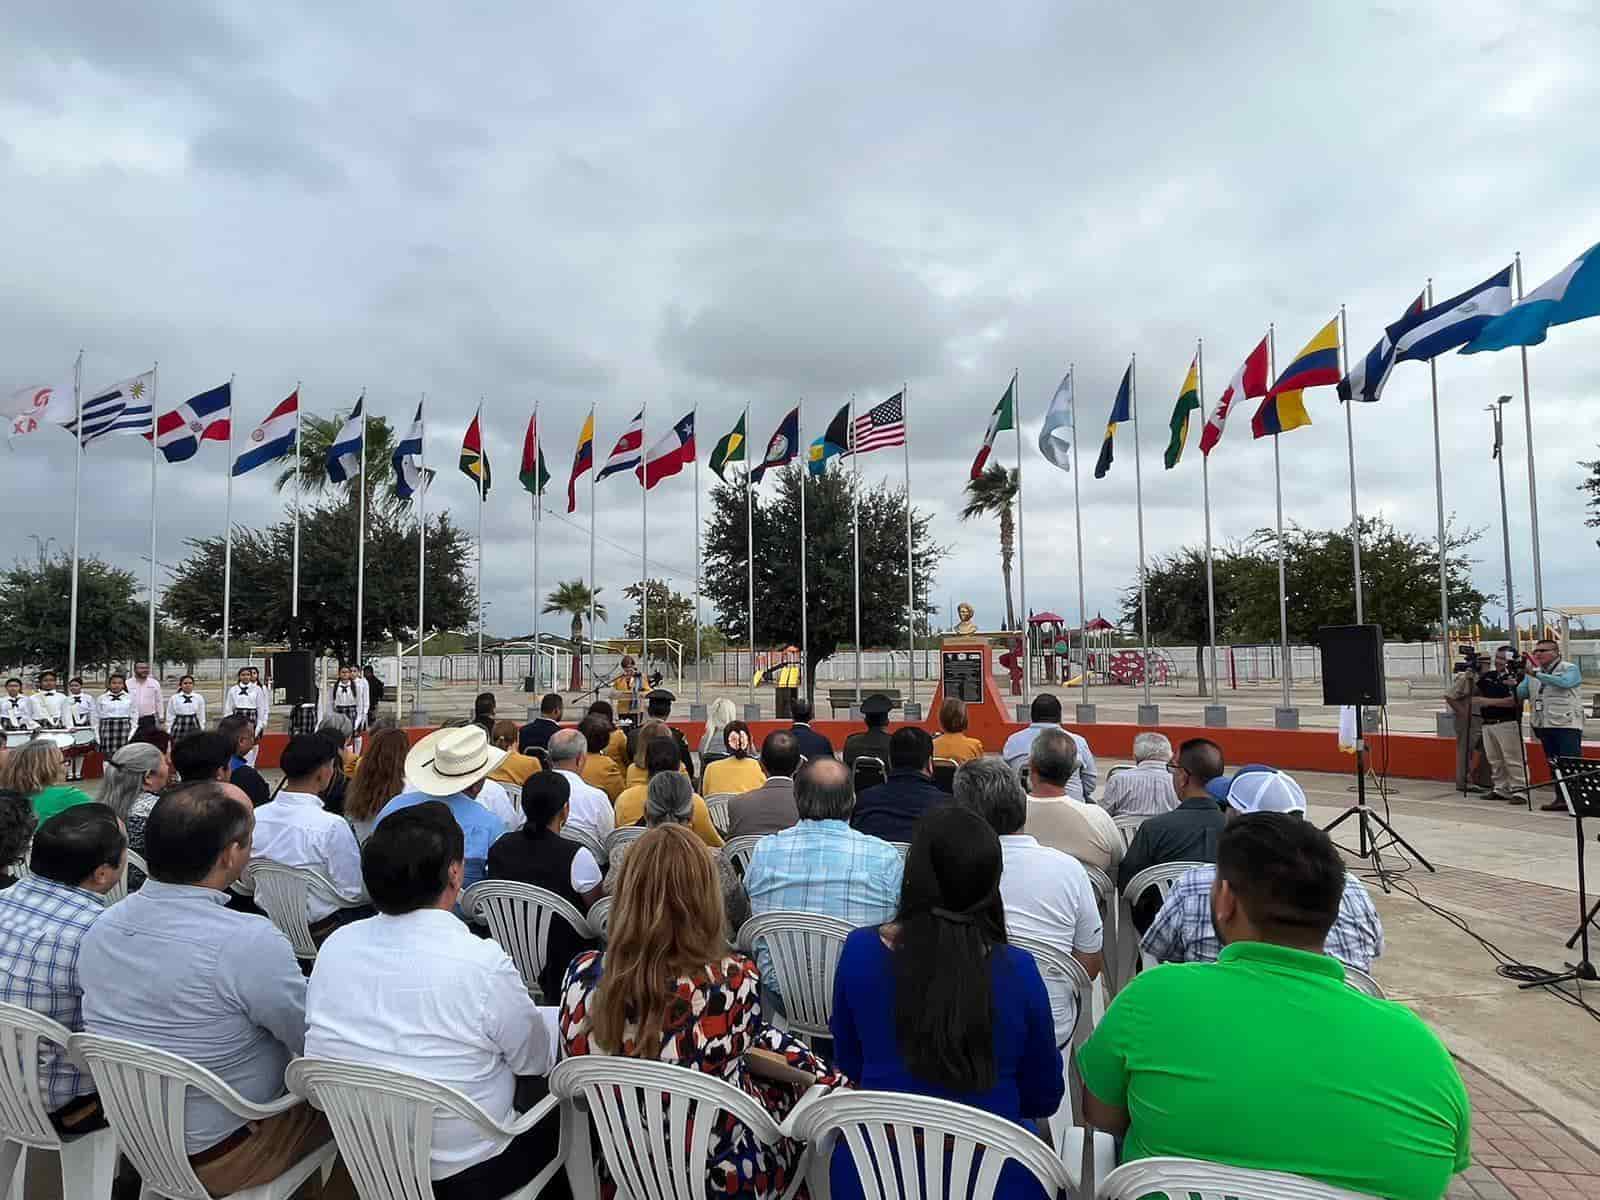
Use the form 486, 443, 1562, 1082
1078, 813, 1469, 1200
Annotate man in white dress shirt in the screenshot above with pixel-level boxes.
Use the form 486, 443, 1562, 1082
547, 728, 616, 844
1001, 693, 1099, 801
306, 802, 561, 1200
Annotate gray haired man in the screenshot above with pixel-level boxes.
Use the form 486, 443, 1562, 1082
1025, 729, 1122, 874
1100, 732, 1179, 818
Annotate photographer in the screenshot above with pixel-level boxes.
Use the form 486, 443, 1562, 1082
1514, 638, 1585, 813
1472, 646, 1528, 804
1443, 645, 1492, 795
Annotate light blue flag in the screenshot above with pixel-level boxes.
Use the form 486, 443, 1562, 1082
1461, 243, 1600, 354
326, 397, 365, 483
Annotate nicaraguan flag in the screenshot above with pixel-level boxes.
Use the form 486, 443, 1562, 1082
1390, 265, 1513, 362
1462, 243, 1600, 354
233, 391, 298, 475
393, 400, 426, 499
326, 397, 366, 483
150, 382, 231, 463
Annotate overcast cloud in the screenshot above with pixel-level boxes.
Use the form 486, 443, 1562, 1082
3, 0, 1598, 648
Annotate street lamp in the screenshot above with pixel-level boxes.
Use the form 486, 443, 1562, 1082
1488, 395, 1516, 638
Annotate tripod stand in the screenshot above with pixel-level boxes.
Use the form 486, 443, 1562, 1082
1530, 757, 1599, 987
1323, 733, 1435, 892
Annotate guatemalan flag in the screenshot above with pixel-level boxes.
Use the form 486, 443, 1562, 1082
233, 391, 298, 476
149, 382, 231, 463
393, 400, 428, 500
326, 397, 366, 483
1389, 265, 1513, 363
1462, 243, 1600, 354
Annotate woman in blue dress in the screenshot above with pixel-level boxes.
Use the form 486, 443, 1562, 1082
828, 803, 1064, 1200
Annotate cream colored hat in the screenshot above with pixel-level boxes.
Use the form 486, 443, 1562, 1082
404, 725, 508, 796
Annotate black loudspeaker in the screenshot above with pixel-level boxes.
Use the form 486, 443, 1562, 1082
1317, 624, 1386, 707
270, 652, 316, 705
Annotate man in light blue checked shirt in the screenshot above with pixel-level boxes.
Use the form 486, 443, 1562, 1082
744, 758, 904, 993
0, 804, 126, 1124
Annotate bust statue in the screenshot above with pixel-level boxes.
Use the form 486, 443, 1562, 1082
954, 602, 978, 635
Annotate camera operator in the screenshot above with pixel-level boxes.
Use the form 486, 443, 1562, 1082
1443, 645, 1492, 795
1472, 646, 1527, 804
1513, 637, 1585, 813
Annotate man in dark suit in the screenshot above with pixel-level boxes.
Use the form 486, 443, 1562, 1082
788, 697, 835, 761
727, 730, 802, 838
841, 693, 894, 771
518, 693, 564, 752
851, 726, 944, 843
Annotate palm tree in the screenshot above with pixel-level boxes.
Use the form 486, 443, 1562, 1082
545, 579, 606, 688
274, 411, 403, 514
960, 464, 1020, 630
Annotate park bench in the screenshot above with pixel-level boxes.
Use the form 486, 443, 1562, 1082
826, 688, 902, 717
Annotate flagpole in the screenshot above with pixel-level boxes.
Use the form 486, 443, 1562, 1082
221, 373, 236, 713
1339, 306, 1364, 623
1425, 279, 1450, 664
1268, 325, 1293, 714
851, 395, 862, 705
1012, 369, 1030, 709
67, 349, 84, 682
147, 361, 159, 666
1198, 340, 1218, 706
744, 401, 755, 712
902, 381, 916, 712
588, 411, 597, 695
532, 401, 541, 693
1515, 252, 1545, 634
475, 400, 485, 694
355, 391, 367, 670
1130, 355, 1152, 713
416, 394, 426, 722
291, 381, 302, 642
640, 402, 648, 692
798, 398, 809, 703
693, 406, 703, 705
1068, 366, 1088, 708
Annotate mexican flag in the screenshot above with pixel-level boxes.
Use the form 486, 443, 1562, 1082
970, 378, 1015, 478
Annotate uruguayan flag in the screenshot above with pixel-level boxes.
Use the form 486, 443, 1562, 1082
392, 400, 428, 500
1462, 243, 1600, 354
326, 397, 366, 483
67, 370, 157, 446
1389, 265, 1513, 363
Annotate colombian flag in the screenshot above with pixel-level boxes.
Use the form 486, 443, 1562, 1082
1252, 318, 1340, 438
567, 410, 595, 513
459, 407, 491, 494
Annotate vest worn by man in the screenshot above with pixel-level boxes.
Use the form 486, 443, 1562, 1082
1529, 660, 1583, 731
488, 829, 592, 1000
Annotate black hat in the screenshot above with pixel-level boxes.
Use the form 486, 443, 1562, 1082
646, 688, 676, 704
860, 693, 893, 716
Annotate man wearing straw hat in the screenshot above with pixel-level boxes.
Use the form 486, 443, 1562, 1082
372, 725, 508, 889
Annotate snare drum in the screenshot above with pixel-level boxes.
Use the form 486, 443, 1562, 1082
70, 728, 97, 748
42, 731, 76, 751
3, 730, 33, 749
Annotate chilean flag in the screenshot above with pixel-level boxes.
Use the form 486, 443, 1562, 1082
232, 391, 299, 476
1199, 336, 1269, 457
149, 382, 231, 463
638, 411, 696, 490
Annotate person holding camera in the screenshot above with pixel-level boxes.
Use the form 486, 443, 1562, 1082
1512, 638, 1585, 813
1443, 646, 1492, 795
1472, 646, 1528, 804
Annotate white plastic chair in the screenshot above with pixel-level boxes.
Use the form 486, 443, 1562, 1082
888, 842, 911, 860
704, 794, 733, 835
604, 825, 646, 862
1007, 935, 1098, 1146
460, 880, 594, 1002
1343, 966, 1387, 998
1080, 864, 1119, 996
286, 1056, 567, 1200
241, 858, 361, 962
1121, 862, 1209, 976
68, 1032, 336, 1200
1111, 814, 1145, 850
736, 912, 854, 1041
1097, 1156, 1379, 1200
0, 1002, 119, 1200
587, 896, 613, 942
549, 1056, 816, 1200
559, 823, 607, 866
103, 849, 147, 906
721, 835, 764, 878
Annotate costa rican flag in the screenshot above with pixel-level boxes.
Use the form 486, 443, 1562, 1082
233, 390, 299, 476
149, 382, 232, 463
597, 408, 645, 481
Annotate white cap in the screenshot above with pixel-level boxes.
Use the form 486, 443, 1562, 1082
1225, 769, 1306, 815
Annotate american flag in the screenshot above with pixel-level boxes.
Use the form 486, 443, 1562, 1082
851, 391, 906, 454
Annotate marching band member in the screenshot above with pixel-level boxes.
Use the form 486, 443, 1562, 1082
165, 674, 206, 738
64, 677, 97, 781
96, 672, 136, 759
28, 670, 69, 730
1, 678, 37, 738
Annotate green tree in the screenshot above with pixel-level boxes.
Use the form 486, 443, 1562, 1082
1580, 449, 1600, 547
702, 465, 945, 694
1120, 546, 1252, 694
622, 579, 710, 662
959, 464, 1020, 630
0, 551, 149, 672
275, 410, 403, 515
544, 579, 607, 687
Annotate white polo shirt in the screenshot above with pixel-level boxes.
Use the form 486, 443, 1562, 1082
553, 768, 615, 842
474, 778, 526, 833
996, 833, 1103, 1042
250, 790, 366, 922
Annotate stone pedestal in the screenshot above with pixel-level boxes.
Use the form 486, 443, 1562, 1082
1075, 703, 1097, 725
1137, 704, 1161, 726
1204, 705, 1228, 727
1274, 707, 1300, 730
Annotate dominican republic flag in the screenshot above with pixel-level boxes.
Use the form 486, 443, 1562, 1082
1463, 243, 1600, 354
751, 407, 799, 484
393, 400, 428, 500
326, 397, 366, 483
640, 411, 696, 489
970, 379, 1015, 478
233, 391, 298, 475
67, 370, 157, 446
1389, 265, 1513, 363
149, 382, 231, 463
598, 409, 645, 481
1199, 336, 1268, 456
1339, 291, 1426, 404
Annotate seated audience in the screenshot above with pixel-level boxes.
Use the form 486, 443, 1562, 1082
639, 688, 696, 774
956, 758, 1102, 1043
489, 720, 543, 788
1025, 729, 1122, 873
4, 739, 92, 821
586, 701, 631, 773
841, 693, 893, 770
308, 802, 562, 1199
102, 740, 169, 883
615, 733, 723, 847
698, 696, 738, 762
130, 725, 173, 760
787, 696, 835, 761
487, 772, 603, 999
932, 698, 985, 764
725, 730, 801, 838
518, 692, 564, 752
344, 726, 410, 844
1100, 732, 1179, 817
0, 804, 125, 1134
80, 781, 335, 1195
1143, 770, 1384, 970
578, 713, 626, 802
251, 733, 371, 938
374, 725, 507, 888
624, 720, 685, 788
1001, 694, 1098, 801
633, 771, 750, 939
0, 789, 36, 887
216, 714, 272, 807
315, 716, 356, 813
1079, 813, 1468, 1200
472, 690, 497, 734
547, 728, 616, 844
172, 730, 234, 783
829, 805, 1063, 1200
702, 719, 766, 795
560, 824, 843, 1200
851, 726, 944, 844
1119, 737, 1227, 930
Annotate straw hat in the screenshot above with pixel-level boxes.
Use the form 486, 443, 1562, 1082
404, 725, 508, 796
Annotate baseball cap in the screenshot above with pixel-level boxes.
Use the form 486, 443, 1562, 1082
1203, 762, 1276, 804
1223, 769, 1307, 814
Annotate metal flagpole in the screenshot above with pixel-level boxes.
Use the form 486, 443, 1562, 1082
355, 391, 367, 670
1129, 355, 1152, 711
851, 395, 862, 704
292, 381, 303, 639
1269, 326, 1293, 711
532, 402, 540, 692
221, 374, 236, 712
415, 395, 426, 720
147, 361, 159, 666
1012, 369, 1030, 708
475, 400, 484, 693
902, 382, 915, 710
1425, 280, 1450, 664
744, 401, 755, 711
1515, 253, 1545, 634
1198, 340, 1218, 705
1339, 306, 1364, 623
67, 350, 84, 681
693, 405, 703, 705
640, 402, 648, 693
1490, 398, 1516, 634
587, 410, 597, 694
798, 397, 809, 701
1068, 366, 1088, 707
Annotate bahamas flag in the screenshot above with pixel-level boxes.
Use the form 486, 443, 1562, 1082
1252, 317, 1339, 438
1164, 354, 1200, 469
808, 402, 852, 476
1093, 364, 1133, 479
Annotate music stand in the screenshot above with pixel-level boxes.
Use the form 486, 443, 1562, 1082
1523, 757, 1598, 988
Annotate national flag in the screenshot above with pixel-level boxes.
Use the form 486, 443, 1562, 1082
710, 414, 746, 481
807, 403, 851, 476
4, 378, 75, 439
851, 391, 906, 455
325, 398, 366, 483
393, 400, 427, 500
66, 370, 157, 446
1390, 265, 1514, 362
970, 380, 1015, 478
1199, 336, 1269, 456
598, 408, 644, 482
1338, 291, 1426, 404
459, 407, 491, 494
519, 411, 551, 496
639, 411, 696, 489
1163, 356, 1200, 469
1092, 365, 1133, 479
233, 391, 299, 476
1462, 243, 1600, 354
148, 382, 231, 463
1252, 317, 1340, 438
1037, 371, 1074, 471
751, 407, 799, 484
567, 410, 595, 513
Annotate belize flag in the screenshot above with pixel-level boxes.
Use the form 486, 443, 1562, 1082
150, 382, 232, 463
232, 390, 298, 476
326, 397, 366, 483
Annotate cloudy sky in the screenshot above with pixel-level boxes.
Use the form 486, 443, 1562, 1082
3, 1, 1597, 649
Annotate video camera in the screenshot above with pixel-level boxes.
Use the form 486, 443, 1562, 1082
1453, 648, 1483, 674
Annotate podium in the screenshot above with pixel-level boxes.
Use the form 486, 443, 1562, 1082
924, 636, 1015, 744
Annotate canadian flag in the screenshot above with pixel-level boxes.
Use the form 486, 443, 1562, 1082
1199, 335, 1269, 456
4, 380, 75, 439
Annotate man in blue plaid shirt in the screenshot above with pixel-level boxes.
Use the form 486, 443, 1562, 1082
0, 804, 127, 1128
